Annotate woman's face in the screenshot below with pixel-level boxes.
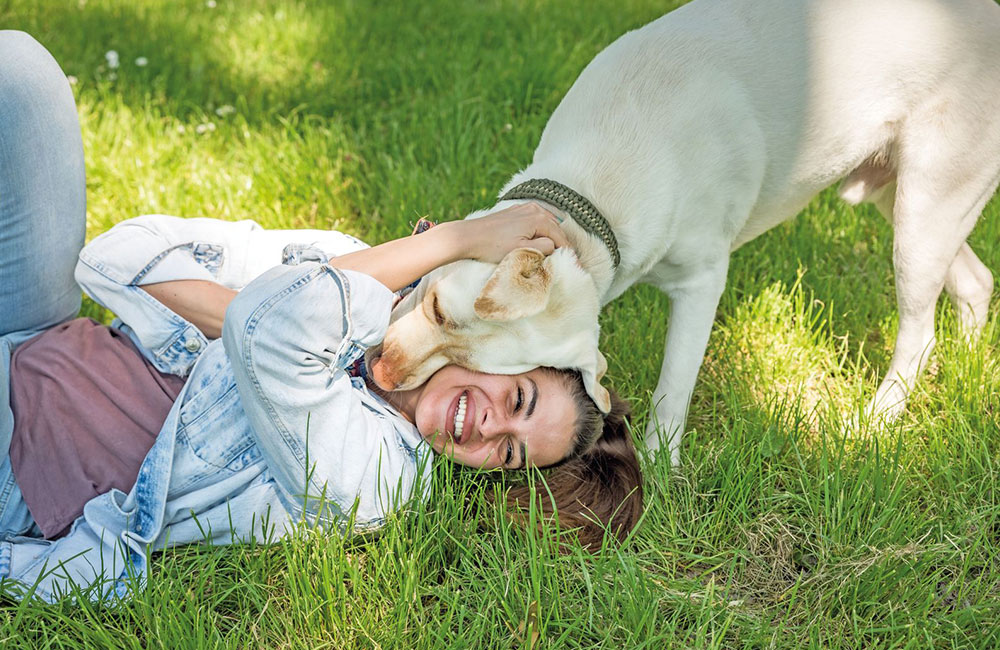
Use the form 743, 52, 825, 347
411, 366, 578, 469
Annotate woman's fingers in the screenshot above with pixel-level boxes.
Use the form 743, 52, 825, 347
522, 236, 556, 256
533, 214, 569, 250
456, 202, 572, 263
498, 203, 569, 251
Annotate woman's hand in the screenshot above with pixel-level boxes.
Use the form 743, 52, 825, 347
453, 202, 569, 264
327, 202, 570, 293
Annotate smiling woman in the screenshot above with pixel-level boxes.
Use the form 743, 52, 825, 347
0, 31, 642, 603
385, 365, 580, 469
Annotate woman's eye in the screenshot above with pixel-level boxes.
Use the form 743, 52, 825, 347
514, 386, 523, 413
505, 440, 514, 465
432, 295, 446, 326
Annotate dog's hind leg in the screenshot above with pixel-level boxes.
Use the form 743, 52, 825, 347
866, 181, 994, 341
944, 244, 994, 338
865, 136, 1000, 423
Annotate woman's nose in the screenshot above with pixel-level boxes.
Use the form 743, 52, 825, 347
478, 408, 509, 441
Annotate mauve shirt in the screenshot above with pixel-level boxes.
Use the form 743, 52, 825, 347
8, 318, 186, 538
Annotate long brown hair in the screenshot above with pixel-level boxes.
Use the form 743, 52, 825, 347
500, 371, 643, 549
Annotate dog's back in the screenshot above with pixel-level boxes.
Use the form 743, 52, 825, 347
512, 0, 1000, 293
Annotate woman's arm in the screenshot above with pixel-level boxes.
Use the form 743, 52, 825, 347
142, 202, 568, 334
223, 262, 409, 525
76, 214, 367, 372
327, 202, 567, 292
140, 280, 237, 340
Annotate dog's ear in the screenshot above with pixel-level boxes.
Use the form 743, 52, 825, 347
474, 248, 553, 321
580, 348, 612, 413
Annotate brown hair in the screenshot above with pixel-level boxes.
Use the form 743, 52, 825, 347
499, 370, 643, 549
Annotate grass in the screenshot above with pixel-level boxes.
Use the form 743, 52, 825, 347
2, 0, 999, 647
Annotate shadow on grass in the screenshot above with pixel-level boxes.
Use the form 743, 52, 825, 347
4, 0, 665, 125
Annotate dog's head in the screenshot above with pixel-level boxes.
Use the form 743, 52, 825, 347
368, 246, 611, 411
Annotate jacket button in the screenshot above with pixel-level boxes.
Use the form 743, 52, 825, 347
185, 338, 202, 352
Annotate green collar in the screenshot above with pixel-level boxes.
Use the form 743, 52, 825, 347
500, 178, 620, 268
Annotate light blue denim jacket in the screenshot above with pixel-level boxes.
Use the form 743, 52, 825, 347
0, 215, 432, 603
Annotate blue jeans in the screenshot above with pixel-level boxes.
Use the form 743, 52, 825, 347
0, 31, 86, 537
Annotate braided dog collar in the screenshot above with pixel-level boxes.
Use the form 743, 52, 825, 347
500, 178, 620, 268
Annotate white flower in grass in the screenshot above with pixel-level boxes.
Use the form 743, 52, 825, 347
66, 75, 78, 86
195, 122, 216, 134
206, 0, 217, 7
105, 50, 119, 69
176, 124, 187, 134
135, 56, 148, 67
215, 104, 235, 117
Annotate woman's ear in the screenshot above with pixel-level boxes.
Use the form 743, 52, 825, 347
473, 248, 553, 321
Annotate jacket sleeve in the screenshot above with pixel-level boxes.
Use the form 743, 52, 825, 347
222, 262, 421, 526
74, 214, 369, 376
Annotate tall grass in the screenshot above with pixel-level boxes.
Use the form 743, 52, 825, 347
1, 0, 998, 647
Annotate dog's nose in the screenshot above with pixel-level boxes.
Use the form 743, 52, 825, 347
369, 355, 399, 390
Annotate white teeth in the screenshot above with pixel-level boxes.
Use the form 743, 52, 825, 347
453, 393, 467, 442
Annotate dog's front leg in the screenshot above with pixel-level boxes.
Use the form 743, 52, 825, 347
646, 261, 729, 465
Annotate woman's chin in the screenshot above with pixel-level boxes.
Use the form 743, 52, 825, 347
419, 429, 449, 455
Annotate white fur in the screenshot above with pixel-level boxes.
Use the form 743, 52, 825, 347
383, 0, 1000, 464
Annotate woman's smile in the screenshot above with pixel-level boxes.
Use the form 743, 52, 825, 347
447, 389, 473, 444
405, 365, 578, 469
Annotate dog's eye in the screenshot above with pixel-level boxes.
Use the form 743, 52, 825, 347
432, 294, 446, 326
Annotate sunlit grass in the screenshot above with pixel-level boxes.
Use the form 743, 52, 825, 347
3, 0, 1000, 648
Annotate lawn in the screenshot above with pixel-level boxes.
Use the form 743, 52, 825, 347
2, 0, 999, 648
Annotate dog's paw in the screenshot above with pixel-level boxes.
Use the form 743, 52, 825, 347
844, 380, 908, 438
864, 379, 909, 424
643, 420, 682, 466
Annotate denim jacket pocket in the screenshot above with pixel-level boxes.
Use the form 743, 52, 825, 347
131, 242, 225, 284
177, 383, 260, 475
281, 243, 328, 266
171, 348, 261, 493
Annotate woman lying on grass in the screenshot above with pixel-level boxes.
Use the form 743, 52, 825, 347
0, 31, 642, 603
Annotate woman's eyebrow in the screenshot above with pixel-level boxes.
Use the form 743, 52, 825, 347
526, 378, 539, 419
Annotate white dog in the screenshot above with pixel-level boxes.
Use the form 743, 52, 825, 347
369, 0, 1000, 464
